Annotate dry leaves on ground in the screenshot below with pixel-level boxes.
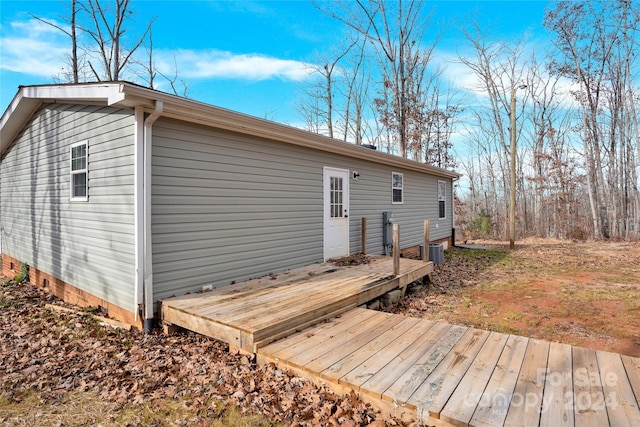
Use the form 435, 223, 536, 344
0, 279, 407, 426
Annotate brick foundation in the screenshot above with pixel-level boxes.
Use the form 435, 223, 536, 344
2, 253, 142, 330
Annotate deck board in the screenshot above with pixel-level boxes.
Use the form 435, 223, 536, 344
266, 309, 380, 360
623, 355, 640, 407
308, 315, 418, 377
470, 335, 529, 427
503, 338, 550, 427
365, 321, 452, 401
240, 273, 386, 328
573, 346, 610, 427
540, 341, 574, 427
386, 324, 467, 406
439, 332, 510, 426
414, 328, 491, 418
294, 312, 403, 372
597, 351, 640, 426
321, 316, 422, 383
340, 318, 433, 396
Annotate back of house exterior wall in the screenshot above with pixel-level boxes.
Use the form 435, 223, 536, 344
151, 117, 454, 302
0, 103, 137, 319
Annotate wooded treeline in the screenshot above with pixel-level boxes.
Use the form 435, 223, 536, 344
303, 0, 639, 241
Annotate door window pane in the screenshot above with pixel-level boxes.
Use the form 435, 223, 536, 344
330, 176, 343, 218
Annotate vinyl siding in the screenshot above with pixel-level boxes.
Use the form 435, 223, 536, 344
0, 104, 136, 311
151, 117, 454, 300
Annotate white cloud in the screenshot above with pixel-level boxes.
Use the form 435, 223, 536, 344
156, 49, 313, 81
0, 19, 69, 77
1, 18, 313, 84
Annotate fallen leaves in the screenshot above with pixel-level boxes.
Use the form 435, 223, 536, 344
330, 253, 372, 267
0, 280, 398, 426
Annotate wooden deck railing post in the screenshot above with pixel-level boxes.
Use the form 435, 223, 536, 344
361, 217, 367, 254
393, 223, 400, 276
423, 220, 430, 262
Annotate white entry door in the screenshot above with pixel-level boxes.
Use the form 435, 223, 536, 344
323, 167, 350, 260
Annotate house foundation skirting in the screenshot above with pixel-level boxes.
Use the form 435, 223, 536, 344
400, 236, 452, 259
2, 254, 141, 329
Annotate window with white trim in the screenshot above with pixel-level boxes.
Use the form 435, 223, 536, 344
438, 180, 446, 219
70, 141, 88, 201
392, 172, 403, 204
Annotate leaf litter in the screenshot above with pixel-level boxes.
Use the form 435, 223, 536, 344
0, 279, 414, 426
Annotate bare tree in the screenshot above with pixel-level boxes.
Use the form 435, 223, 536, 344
338, 34, 371, 144
297, 88, 325, 135
316, 0, 439, 158
135, 27, 190, 97
30, 0, 192, 96
418, 77, 460, 169
82, 0, 154, 81
297, 38, 358, 138
30, 0, 81, 83
522, 52, 587, 240
458, 21, 527, 244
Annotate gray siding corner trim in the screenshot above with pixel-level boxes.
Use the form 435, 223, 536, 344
0, 104, 136, 312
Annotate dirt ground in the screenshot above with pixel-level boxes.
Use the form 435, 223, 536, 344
384, 238, 640, 357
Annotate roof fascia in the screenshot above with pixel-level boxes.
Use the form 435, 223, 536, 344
0, 91, 41, 157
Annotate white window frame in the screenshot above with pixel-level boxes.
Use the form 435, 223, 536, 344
392, 172, 403, 204
70, 140, 88, 202
438, 180, 446, 219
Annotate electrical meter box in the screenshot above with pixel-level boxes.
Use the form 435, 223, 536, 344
382, 211, 394, 255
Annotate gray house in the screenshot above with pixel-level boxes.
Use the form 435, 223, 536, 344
0, 82, 459, 329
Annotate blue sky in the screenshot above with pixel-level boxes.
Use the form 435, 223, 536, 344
0, 0, 552, 126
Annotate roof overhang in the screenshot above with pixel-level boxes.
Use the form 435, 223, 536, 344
0, 82, 460, 179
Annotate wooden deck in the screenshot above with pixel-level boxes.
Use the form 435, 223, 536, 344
161, 256, 640, 426
160, 256, 432, 353
257, 308, 640, 427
